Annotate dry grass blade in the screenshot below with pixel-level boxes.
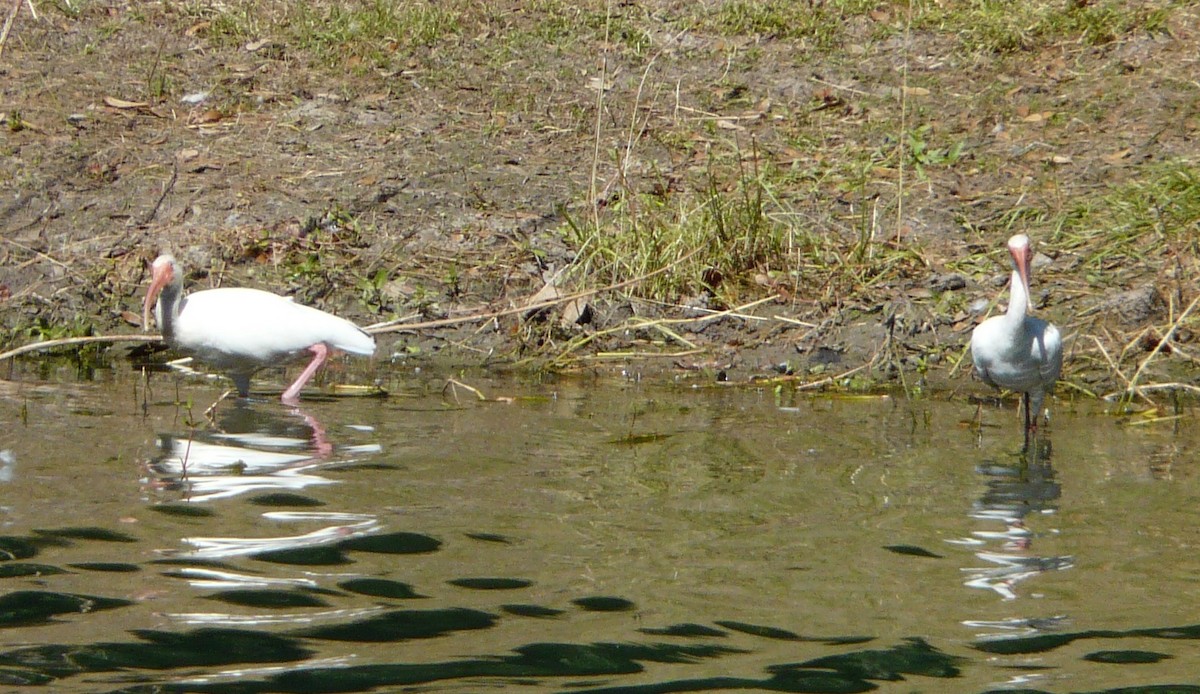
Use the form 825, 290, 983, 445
0, 0, 23, 59
442, 378, 487, 402
442, 378, 513, 404
1089, 334, 1140, 401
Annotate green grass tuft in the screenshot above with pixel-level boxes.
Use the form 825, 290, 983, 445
1057, 160, 1200, 281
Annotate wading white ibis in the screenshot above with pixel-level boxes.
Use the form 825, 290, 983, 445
970, 234, 1063, 438
143, 254, 375, 405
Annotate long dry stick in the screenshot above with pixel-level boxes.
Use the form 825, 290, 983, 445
0, 334, 162, 362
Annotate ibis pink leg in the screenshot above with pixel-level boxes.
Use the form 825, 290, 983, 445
282, 343, 329, 406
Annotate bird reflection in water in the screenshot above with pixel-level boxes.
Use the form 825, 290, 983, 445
950, 440, 1074, 688
952, 440, 1071, 625
143, 402, 379, 503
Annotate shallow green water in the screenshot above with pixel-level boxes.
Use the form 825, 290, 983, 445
0, 361, 1198, 692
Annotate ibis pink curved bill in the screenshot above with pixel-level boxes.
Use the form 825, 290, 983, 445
970, 234, 1063, 438
143, 254, 375, 405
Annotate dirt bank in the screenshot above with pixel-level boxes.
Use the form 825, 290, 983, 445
2, 2, 1197, 401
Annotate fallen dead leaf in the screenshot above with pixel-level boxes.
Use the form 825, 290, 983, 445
1104, 148, 1132, 163
561, 297, 591, 326
191, 109, 223, 125
524, 278, 563, 316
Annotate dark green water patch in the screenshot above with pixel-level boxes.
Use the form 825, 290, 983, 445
67, 562, 139, 572
149, 504, 217, 518
0, 667, 55, 686
465, 532, 513, 543
338, 578, 425, 599
0, 535, 52, 559
34, 527, 138, 542
293, 608, 497, 642
0, 627, 312, 682
501, 604, 565, 618
449, 577, 532, 590
0, 591, 132, 626
883, 544, 943, 558
1083, 649, 1172, 664
0, 563, 68, 579
205, 589, 330, 609
248, 493, 326, 507
340, 532, 441, 554
715, 621, 804, 641
253, 641, 745, 693
573, 596, 636, 612
640, 623, 729, 638
786, 637, 965, 679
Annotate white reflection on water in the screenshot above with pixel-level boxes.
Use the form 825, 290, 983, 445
154, 438, 312, 473
0, 449, 15, 482
143, 405, 381, 502
953, 442, 1072, 602
169, 606, 387, 627
164, 567, 321, 590
173, 516, 381, 559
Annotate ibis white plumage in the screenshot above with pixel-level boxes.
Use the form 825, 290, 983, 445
970, 234, 1063, 437
143, 254, 375, 405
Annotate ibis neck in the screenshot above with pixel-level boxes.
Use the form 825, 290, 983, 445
1006, 268, 1029, 325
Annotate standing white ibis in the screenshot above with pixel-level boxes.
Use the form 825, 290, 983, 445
970, 234, 1063, 439
143, 254, 376, 405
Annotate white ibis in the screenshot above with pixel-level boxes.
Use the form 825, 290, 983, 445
143, 254, 376, 405
970, 234, 1063, 438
